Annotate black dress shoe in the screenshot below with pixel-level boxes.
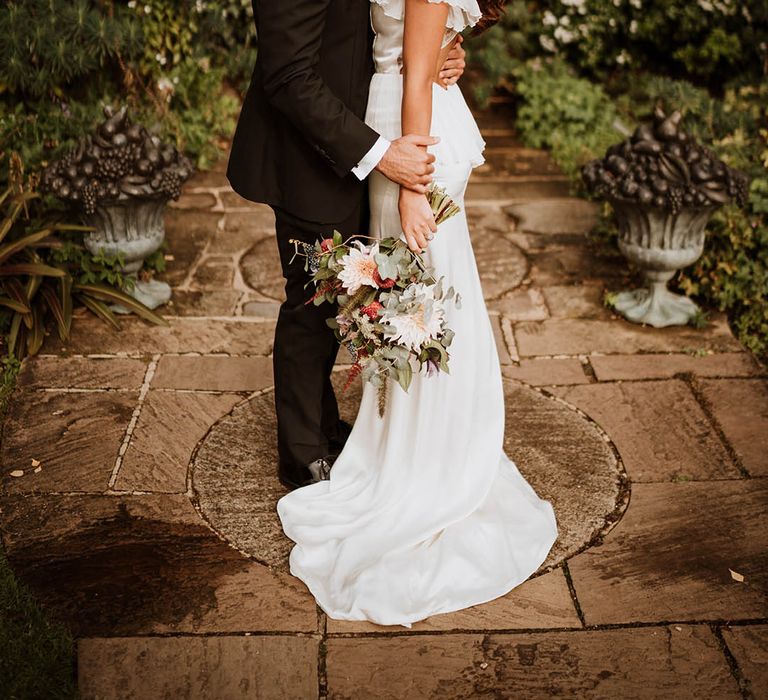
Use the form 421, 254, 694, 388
278, 455, 336, 490
328, 420, 353, 453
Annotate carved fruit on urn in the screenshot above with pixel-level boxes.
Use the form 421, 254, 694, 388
582, 106, 750, 327
42, 105, 194, 311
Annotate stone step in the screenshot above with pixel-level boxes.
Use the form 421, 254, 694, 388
466, 176, 572, 201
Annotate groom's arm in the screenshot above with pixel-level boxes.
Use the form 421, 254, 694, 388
256, 0, 380, 178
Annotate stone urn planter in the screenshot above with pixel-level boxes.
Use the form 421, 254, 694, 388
582, 107, 749, 327
42, 105, 194, 312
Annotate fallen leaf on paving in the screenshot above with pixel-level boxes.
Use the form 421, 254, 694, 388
31, 458, 41, 467
729, 569, 745, 583
10, 470, 24, 478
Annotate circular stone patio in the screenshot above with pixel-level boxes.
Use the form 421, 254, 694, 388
191, 373, 628, 573
239, 226, 529, 302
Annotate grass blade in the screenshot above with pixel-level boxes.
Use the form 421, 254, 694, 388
40, 285, 69, 340
73, 282, 169, 326
76, 293, 121, 329
0, 263, 66, 277
0, 296, 30, 314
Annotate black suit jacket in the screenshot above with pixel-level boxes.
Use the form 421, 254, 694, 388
226, 0, 380, 224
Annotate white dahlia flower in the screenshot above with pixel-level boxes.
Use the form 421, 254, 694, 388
337, 242, 379, 294
383, 283, 445, 351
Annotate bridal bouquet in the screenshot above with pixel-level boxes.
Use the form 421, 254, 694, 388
291, 185, 461, 416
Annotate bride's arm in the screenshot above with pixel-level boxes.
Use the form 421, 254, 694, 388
398, 0, 451, 253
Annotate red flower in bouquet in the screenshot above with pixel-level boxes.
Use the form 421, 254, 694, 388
361, 300, 383, 319
320, 238, 335, 252
373, 269, 396, 289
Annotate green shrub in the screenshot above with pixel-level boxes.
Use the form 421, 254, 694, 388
0, 0, 143, 97
0, 0, 249, 179
513, 58, 626, 181
536, 0, 768, 91
464, 0, 543, 106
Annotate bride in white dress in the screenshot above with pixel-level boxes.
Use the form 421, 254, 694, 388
277, 0, 558, 628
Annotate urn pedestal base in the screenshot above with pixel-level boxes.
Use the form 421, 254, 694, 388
612, 271, 700, 328
82, 196, 172, 314
610, 198, 717, 329
110, 276, 172, 314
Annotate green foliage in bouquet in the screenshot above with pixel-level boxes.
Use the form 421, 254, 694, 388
292, 187, 462, 416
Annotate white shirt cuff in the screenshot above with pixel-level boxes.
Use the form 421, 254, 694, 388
351, 136, 390, 180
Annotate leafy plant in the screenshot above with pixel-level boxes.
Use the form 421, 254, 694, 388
463, 1, 543, 106
0, 0, 143, 98
536, 0, 768, 91
0, 154, 168, 361
513, 57, 627, 181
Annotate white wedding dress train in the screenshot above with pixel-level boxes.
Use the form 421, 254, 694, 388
277, 0, 558, 628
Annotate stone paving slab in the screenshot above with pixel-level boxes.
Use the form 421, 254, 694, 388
540, 284, 613, 320
222, 207, 277, 233
326, 569, 580, 634
552, 380, 738, 482
17, 355, 148, 390
568, 480, 768, 625
487, 287, 549, 321
239, 237, 285, 301
721, 624, 768, 699
469, 226, 528, 299
117, 391, 243, 493
589, 352, 765, 381
184, 168, 232, 189
528, 246, 628, 287
325, 626, 739, 699
152, 355, 274, 392
505, 198, 600, 235
192, 378, 625, 577
0, 494, 317, 636
41, 316, 275, 355
169, 190, 218, 210
162, 210, 221, 286
490, 314, 513, 365
699, 379, 768, 477
501, 358, 589, 386
191, 258, 236, 290
514, 316, 742, 357
78, 635, 319, 700
205, 226, 271, 258
241, 300, 282, 318
1, 389, 137, 493
165, 289, 242, 317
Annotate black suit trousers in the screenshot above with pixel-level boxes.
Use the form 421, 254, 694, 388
272, 195, 370, 471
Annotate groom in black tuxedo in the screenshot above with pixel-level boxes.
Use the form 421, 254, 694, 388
227, 0, 465, 489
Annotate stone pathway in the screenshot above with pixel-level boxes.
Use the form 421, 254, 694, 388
2, 109, 767, 699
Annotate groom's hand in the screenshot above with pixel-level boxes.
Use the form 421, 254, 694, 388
375, 134, 439, 193
438, 34, 466, 87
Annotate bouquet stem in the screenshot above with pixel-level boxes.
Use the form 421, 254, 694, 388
377, 381, 388, 418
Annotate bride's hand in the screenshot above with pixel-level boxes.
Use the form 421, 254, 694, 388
399, 187, 437, 253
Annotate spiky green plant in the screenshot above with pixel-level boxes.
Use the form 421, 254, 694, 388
0, 153, 168, 360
